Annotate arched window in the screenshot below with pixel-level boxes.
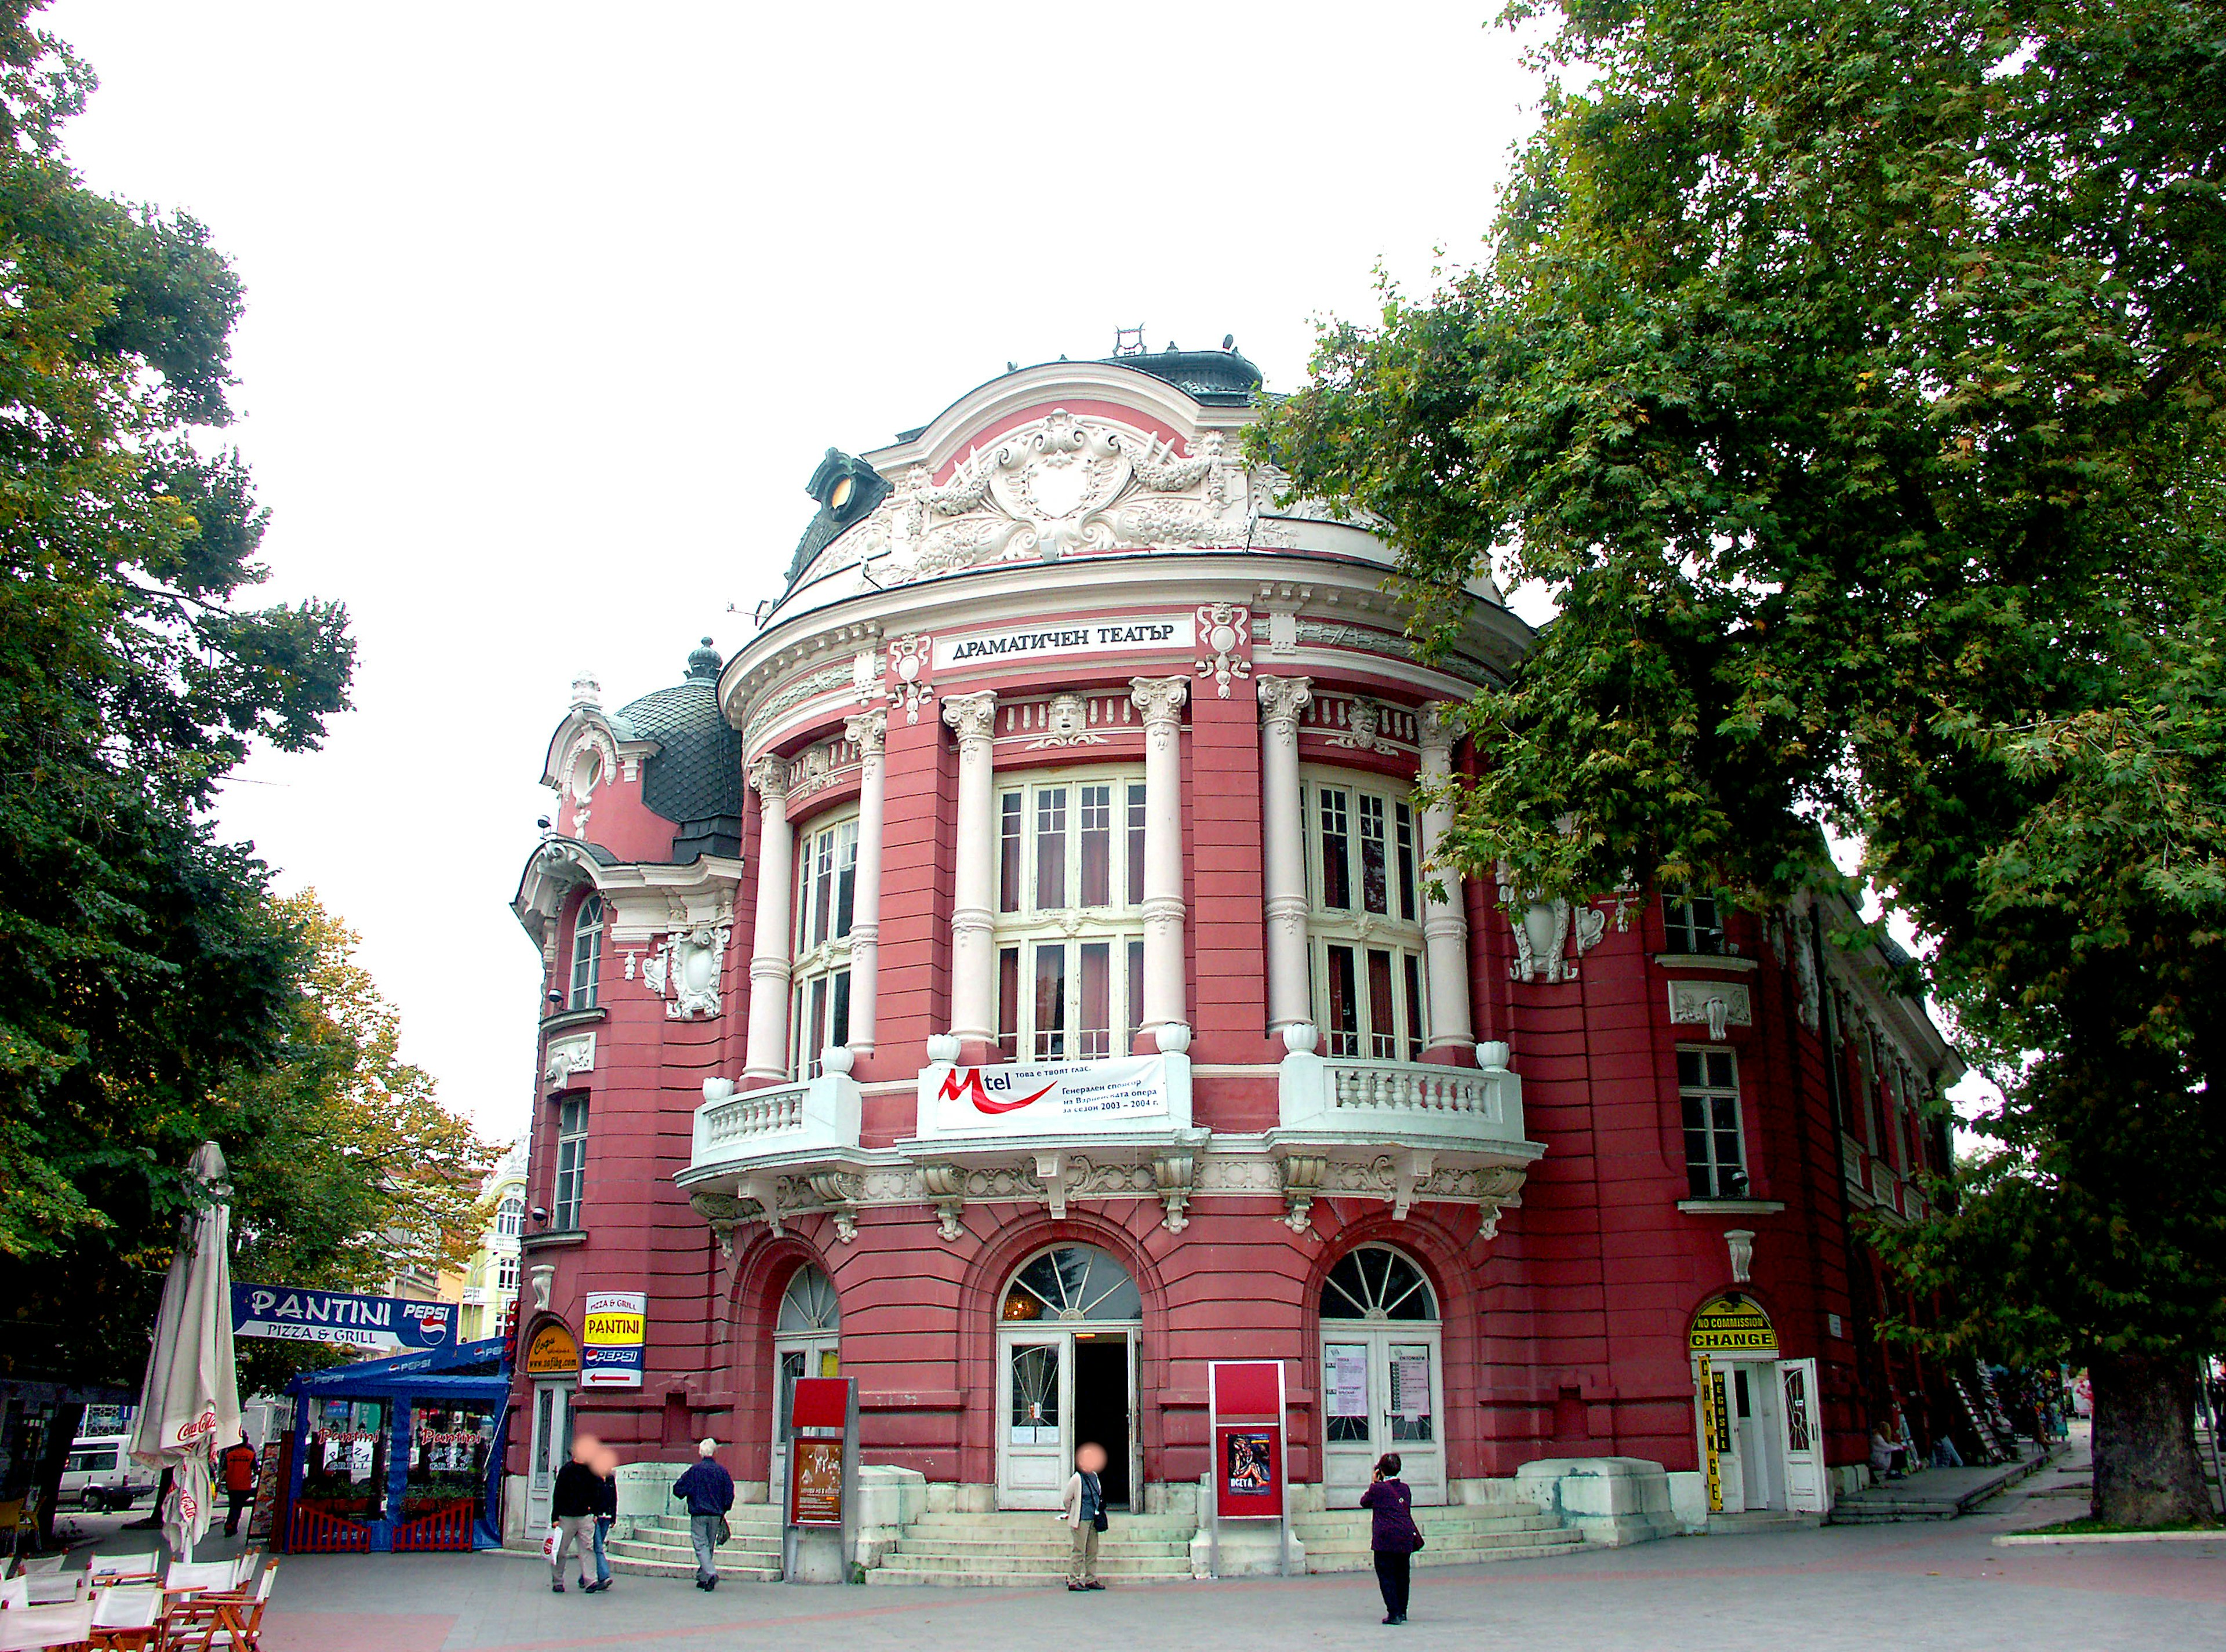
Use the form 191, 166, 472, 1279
1304, 770, 1427, 1061
777, 1265, 841, 1334
992, 765, 1148, 1061
569, 895, 604, 1010
496, 1193, 524, 1238
999, 1243, 1141, 1323
792, 810, 860, 1078
1319, 1246, 1438, 1322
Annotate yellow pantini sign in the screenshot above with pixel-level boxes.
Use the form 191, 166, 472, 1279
523, 1322, 579, 1376
1689, 1295, 1778, 1353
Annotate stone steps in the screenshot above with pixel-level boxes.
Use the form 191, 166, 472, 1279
1291, 1502, 1583, 1573
890, 1535, 1194, 1559
865, 1508, 1200, 1588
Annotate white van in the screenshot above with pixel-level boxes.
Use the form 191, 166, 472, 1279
59, 1435, 155, 1511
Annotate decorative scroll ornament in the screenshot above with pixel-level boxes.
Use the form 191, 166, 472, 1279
787, 743, 836, 800
1025, 693, 1107, 749
1193, 602, 1252, 698
642, 922, 729, 1020
544, 1032, 595, 1086
1500, 876, 1610, 984
887, 634, 934, 724
941, 690, 999, 747
1668, 980, 1754, 1040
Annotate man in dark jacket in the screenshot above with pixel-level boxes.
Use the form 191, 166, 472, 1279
549, 1434, 602, 1593
671, 1437, 735, 1591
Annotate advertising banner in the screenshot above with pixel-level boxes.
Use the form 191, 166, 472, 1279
523, 1323, 579, 1377
581, 1291, 646, 1389
917, 1054, 1180, 1137
231, 1284, 455, 1353
789, 1438, 844, 1527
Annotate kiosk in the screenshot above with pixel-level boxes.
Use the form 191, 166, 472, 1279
1206, 1359, 1289, 1577
782, 1375, 858, 1583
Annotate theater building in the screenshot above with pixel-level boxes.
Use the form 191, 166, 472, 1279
504, 345, 1958, 1554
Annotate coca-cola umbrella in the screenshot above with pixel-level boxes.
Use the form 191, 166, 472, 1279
128, 1141, 241, 1562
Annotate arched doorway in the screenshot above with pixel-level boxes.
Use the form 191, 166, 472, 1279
1319, 1245, 1445, 1507
994, 1244, 1141, 1511
770, 1265, 839, 1512
1688, 1293, 1827, 1515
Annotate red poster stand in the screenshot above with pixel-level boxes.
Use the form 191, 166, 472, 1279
783, 1376, 857, 1583
1207, 1359, 1289, 1577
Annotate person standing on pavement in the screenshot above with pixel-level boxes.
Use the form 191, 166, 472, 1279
584, 1443, 620, 1593
550, 1433, 602, 1593
218, 1432, 259, 1537
671, 1437, 734, 1591
1061, 1441, 1109, 1592
1359, 1452, 1421, 1625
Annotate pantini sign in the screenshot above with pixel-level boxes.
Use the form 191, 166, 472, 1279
581, 1291, 647, 1389
914, 1054, 1190, 1138
232, 1284, 455, 1352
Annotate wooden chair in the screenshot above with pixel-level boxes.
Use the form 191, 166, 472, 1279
83, 1558, 159, 1591
160, 1560, 274, 1652
0, 1596, 93, 1652
12, 1559, 63, 1578
19, 1575, 82, 1608
89, 1585, 163, 1652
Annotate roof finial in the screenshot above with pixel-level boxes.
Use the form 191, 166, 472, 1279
570, 670, 601, 709
686, 638, 722, 681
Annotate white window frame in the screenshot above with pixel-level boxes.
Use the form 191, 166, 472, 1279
992, 766, 1148, 1062
1677, 1045, 1748, 1198
1303, 766, 1428, 1062
496, 1253, 520, 1292
495, 1193, 523, 1238
791, 809, 861, 1078
552, 1096, 588, 1229
568, 896, 603, 1010
1661, 890, 1725, 955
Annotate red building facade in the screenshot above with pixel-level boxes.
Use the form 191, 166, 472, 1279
505, 350, 1955, 1540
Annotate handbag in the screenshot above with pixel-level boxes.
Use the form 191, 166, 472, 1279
1092, 1508, 1109, 1533
1408, 1529, 1426, 1552
715, 1515, 732, 1545
541, 1522, 562, 1562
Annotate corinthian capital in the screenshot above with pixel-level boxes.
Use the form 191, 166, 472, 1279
843, 707, 888, 757
1257, 675, 1314, 730
1418, 700, 1463, 762
941, 690, 999, 746
1129, 675, 1190, 726
748, 753, 790, 802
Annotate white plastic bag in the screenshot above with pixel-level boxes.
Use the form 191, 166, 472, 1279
541, 1522, 562, 1562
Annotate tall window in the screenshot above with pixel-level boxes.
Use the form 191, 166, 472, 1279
552, 1097, 589, 1229
792, 812, 860, 1078
992, 769, 1148, 1061
1678, 1047, 1747, 1198
1306, 772, 1427, 1060
496, 1193, 523, 1238
496, 1254, 519, 1292
568, 896, 603, 1010
1661, 890, 1724, 955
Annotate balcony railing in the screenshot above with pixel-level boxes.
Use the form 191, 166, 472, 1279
1276, 1049, 1530, 1153
685, 1073, 861, 1184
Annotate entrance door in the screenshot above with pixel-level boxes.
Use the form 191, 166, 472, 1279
993, 1245, 1143, 1510
1711, 1360, 1785, 1512
526, 1380, 573, 1529
1777, 1358, 1829, 1512
1319, 1247, 1446, 1507
769, 1265, 840, 1512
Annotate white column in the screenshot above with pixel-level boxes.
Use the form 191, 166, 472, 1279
842, 708, 887, 1057
941, 692, 1000, 1051
1417, 703, 1475, 1053
1257, 676, 1313, 1034
1130, 678, 1191, 1050
743, 754, 795, 1083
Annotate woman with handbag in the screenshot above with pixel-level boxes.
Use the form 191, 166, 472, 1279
1359, 1453, 1423, 1624
1060, 1442, 1111, 1592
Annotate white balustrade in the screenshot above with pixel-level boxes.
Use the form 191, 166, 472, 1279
688, 1072, 861, 1175
1327, 1062, 1501, 1123
1276, 1049, 1527, 1149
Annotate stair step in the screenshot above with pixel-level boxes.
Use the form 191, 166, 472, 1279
864, 1566, 1194, 1589
606, 1539, 784, 1562
874, 1551, 1192, 1577
894, 1537, 1192, 1558
1305, 1537, 1588, 1573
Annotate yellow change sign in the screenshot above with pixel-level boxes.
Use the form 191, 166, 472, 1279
524, 1322, 580, 1376
1689, 1295, 1778, 1353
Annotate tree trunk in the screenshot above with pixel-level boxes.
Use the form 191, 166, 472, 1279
2090, 1351, 2212, 1526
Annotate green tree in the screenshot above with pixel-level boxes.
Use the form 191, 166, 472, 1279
1258, 0, 2224, 1523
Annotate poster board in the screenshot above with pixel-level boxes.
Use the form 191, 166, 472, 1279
781, 1375, 857, 1581
1206, 1359, 1289, 1577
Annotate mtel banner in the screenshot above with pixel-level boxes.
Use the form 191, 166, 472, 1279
581, 1290, 647, 1389
931, 613, 1193, 671
232, 1284, 456, 1353
914, 1053, 1192, 1140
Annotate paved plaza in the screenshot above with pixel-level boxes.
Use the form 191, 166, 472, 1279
50, 1438, 2218, 1652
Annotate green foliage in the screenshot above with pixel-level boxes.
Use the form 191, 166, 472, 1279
0, 5, 483, 1391
1257, 0, 2225, 1520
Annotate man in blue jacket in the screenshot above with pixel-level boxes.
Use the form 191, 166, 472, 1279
671, 1437, 735, 1590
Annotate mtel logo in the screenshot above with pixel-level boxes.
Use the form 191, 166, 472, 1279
937, 1067, 1056, 1116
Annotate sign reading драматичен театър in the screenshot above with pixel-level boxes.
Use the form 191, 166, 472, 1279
930, 614, 1193, 671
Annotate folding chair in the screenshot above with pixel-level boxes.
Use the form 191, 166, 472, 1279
161, 1560, 275, 1652
0, 1577, 25, 1610
0, 1596, 93, 1652
159, 1563, 235, 1596
89, 1584, 163, 1651
20, 1573, 82, 1607
85, 1556, 161, 1590
13, 1558, 63, 1578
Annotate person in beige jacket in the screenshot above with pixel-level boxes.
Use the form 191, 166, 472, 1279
1060, 1441, 1110, 1590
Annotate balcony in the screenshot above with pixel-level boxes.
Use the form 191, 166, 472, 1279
684, 1074, 862, 1183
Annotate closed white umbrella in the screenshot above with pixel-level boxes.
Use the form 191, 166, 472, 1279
128, 1141, 241, 1562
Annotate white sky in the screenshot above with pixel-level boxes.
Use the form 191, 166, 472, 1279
48, 2, 1552, 1138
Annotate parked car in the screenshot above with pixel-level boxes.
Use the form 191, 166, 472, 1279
59, 1435, 156, 1512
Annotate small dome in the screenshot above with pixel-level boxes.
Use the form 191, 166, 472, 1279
686, 638, 721, 681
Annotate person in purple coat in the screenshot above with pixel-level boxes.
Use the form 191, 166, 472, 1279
1358, 1452, 1422, 1624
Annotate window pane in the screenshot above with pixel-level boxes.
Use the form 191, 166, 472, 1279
999, 794, 1023, 914
1367, 949, 1397, 1058
1326, 945, 1360, 1056
1677, 1050, 1703, 1087
1079, 785, 1111, 907
1708, 1052, 1735, 1089
835, 821, 858, 938
997, 947, 1020, 1062
812, 828, 834, 947
1079, 943, 1110, 1060
806, 977, 829, 1073
1388, 1343, 1434, 1443
831, 969, 851, 1051
1034, 945, 1067, 1059
1126, 938, 1145, 1056
1035, 789, 1067, 910
1395, 802, 1417, 922
1360, 795, 1389, 915
1126, 784, 1147, 907
1324, 1344, 1370, 1442
1403, 952, 1425, 1061
1320, 789, 1351, 909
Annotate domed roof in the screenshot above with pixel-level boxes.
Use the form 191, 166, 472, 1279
619, 641, 742, 841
